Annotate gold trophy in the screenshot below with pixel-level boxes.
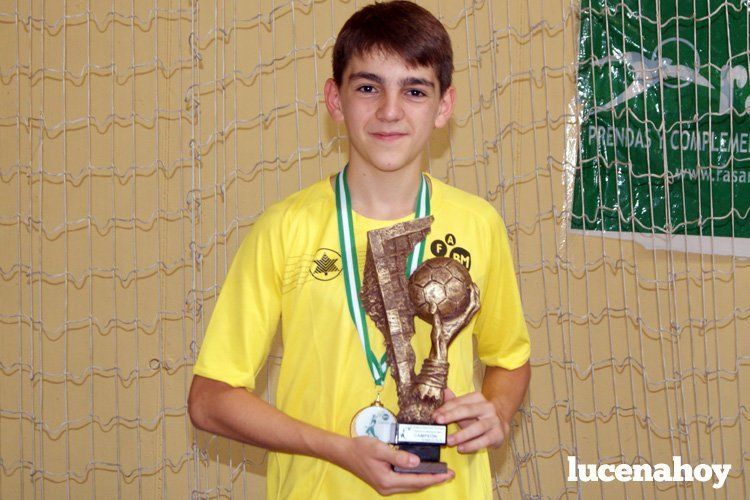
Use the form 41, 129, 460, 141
361, 216, 480, 474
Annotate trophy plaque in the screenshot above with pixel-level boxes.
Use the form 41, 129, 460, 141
361, 216, 480, 474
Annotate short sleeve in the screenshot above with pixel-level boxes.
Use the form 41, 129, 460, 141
473, 211, 530, 369
193, 207, 284, 390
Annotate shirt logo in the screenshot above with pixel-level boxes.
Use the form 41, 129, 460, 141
430, 233, 472, 270
309, 248, 342, 281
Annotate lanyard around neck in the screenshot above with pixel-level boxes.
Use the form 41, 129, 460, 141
334, 166, 430, 386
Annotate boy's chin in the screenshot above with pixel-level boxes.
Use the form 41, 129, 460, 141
365, 157, 421, 174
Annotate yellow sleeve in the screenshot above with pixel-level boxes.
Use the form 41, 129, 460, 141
193, 207, 284, 390
473, 211, 530, 370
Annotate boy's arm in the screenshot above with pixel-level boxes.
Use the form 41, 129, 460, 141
432, 361, 531, 452
188, 375, 454, 495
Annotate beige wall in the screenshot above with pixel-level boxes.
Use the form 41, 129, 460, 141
1, 0, 748, 498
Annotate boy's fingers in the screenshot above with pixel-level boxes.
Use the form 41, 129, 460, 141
438, 391, 484, 410
375, 447, 454, 494
435, 400, 490, 424
447, 418, 494, 446
389, 449, 420, 469
454, 430, 503, 453
435, 393, 475, 429
443, 387, 457, 401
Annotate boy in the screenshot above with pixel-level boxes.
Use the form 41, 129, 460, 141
188, 1, 531, 498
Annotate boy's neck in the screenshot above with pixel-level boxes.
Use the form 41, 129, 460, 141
345, 163, 425, 220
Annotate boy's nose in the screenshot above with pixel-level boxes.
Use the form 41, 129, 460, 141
375, 92, 404, 122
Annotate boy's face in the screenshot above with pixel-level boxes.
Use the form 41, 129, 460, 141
324, 51, 455, 175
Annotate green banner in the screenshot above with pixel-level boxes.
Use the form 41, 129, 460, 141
572, 1, 750, 240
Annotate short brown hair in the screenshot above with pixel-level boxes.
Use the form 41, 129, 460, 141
332, 1, 454, 94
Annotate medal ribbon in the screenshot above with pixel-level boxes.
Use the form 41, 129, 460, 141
335, 166, 430, 386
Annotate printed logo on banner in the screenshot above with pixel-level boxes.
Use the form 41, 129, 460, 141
592, 38, 714, 112
571, 1, 750, 239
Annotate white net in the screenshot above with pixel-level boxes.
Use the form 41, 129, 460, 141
0, 0, 748, 498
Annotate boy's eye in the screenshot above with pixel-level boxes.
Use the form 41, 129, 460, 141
407, 89, 427, 97
357, 85, 376, 93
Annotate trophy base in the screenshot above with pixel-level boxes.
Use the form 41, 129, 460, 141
393, 443, 447, 474
394, 462, 447, 474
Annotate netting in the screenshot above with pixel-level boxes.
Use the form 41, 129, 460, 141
0, 0, 748, 498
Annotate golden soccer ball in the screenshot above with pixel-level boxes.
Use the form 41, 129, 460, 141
408, 257, 472, 323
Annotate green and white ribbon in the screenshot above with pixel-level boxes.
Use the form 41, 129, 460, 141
335, 166, 430, 386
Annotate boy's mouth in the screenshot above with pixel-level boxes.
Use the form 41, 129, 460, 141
371, 132, 408, 141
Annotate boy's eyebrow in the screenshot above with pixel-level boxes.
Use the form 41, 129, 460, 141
400, 77, 435, 89
349, 71, 384, 84
348, 72, 435, 89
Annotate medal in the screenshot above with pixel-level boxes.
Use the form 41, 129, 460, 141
350, 392, 397, 443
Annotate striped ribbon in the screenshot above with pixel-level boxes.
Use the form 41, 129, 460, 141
334, 166, 430, 386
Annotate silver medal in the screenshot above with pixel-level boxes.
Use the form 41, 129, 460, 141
350, 401, 397, 443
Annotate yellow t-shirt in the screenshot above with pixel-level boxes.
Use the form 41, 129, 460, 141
194, 174, 530, 499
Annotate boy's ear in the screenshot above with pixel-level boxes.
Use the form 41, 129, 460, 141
434, 86, 456, 129
324, 78, 345, 123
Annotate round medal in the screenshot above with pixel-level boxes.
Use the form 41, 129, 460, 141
350, 403, 397, 443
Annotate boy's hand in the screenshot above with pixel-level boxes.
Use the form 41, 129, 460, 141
336, 437, 454, 495
432, 388, 509, 453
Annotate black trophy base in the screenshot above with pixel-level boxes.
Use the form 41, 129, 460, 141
393, 444, 447, 474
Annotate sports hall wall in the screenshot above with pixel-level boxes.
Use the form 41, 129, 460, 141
0, 0, 747, 498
